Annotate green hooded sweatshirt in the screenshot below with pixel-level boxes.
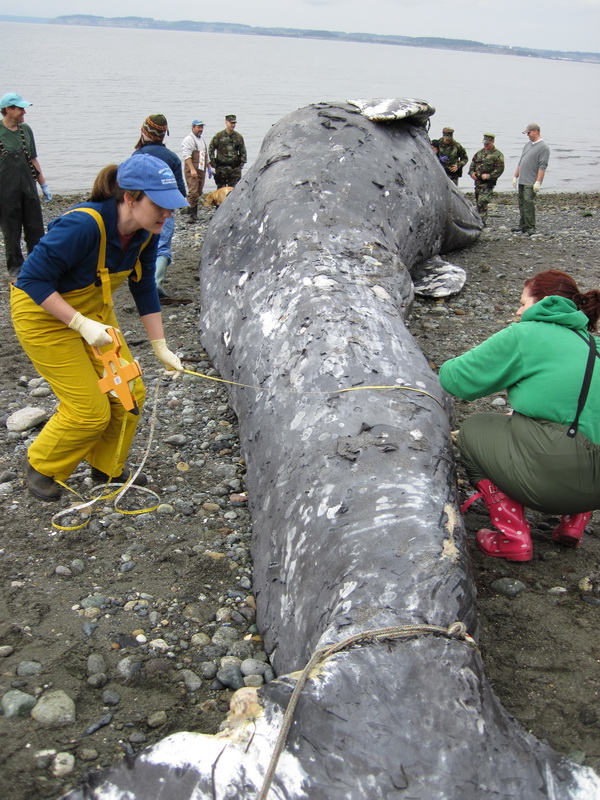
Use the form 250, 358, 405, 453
438, 296, 600, 444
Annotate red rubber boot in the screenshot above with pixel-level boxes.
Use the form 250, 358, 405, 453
551, 512, 592, 549
473, 479, 533, 562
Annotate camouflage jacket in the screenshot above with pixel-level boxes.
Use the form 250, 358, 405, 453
437, 140, 468, 174
209, 130, 247, 168
469, 147, 505, 183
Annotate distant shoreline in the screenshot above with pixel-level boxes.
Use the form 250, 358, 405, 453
1, 14, 598, 65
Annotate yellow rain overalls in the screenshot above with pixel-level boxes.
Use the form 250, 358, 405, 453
10, 208, 151, 482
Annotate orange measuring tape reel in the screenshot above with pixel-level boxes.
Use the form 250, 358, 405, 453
93, 327, 142, 415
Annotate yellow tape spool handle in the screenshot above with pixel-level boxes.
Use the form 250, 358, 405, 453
93, 327, 142, 414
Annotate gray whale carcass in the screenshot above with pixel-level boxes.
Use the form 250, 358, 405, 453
65, 101, 600, 799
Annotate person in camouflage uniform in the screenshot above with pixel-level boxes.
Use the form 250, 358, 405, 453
437, 127, 468, 185
209, 114, 247, 189
469, 133, 505, 223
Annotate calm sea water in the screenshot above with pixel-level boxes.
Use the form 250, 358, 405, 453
2, 21, 599, 194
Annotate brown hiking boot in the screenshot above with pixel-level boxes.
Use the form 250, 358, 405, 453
24, 460, 62, 501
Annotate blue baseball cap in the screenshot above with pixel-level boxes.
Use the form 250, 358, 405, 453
117, 154, 188, 209
192, 120, 204, 126
0, 92, 32, 109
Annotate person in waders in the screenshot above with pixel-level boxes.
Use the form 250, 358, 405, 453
439, 270, 600, 561
0, 91, 52, 276
10, 154, 188, 501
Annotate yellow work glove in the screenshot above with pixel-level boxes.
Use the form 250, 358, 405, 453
512, 176, 518, 189
533, 181, 542, 193
68, 312, 113, 347
150, 339, 183, 372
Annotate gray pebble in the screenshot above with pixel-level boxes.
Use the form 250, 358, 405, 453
0, 470, 17, 483
116, 656, 142, 681
263, 666, 276, 683
228, 640, 256, 661
79, 747, 99, 762
87, 673, 108, 689
491, 577, 528, 598
147, 710, 168, 728
82, 621, 99, 638
240, 658, 268, 677
190, 632, 211, 647
83, 713, 113, 736
16, 660, 43, 677
102, 689, 121, 706
244, 674, 264, 687
164, 434, 187, 446
216, 664, 245, 690
200, 661, 218, 680
31, 689, 76, 727
2, 689, 37, 718
179, 669, 203, 692
211, 626, 241, 649
81, 594, 106, 609
87, 653, 108, 675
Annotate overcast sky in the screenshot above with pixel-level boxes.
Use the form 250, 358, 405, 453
2, 0, 599, 53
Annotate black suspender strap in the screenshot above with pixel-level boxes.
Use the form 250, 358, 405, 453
18, 125, 40, 182
567, 332, 598, 438
0, 125, 39, 182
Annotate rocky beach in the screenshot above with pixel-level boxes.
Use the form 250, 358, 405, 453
0, 190, 599, 799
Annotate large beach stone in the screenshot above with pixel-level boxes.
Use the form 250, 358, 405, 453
31, 690, 76, 727
6, 406, 47, 432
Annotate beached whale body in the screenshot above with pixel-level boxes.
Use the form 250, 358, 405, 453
66, 102, 600, 799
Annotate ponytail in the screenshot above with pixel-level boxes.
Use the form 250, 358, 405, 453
88, 163, 144, 205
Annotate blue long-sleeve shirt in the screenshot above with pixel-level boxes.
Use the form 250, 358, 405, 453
132, 142, 186, 196
15, 197, 161, 317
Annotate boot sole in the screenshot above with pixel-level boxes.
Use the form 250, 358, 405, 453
26, 481, 61, 502
477, 546, 533, 562
551, 533, 581, 549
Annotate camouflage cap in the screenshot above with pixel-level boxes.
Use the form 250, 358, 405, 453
442, 127, 454, 135
225, 114, 237, 122
483, 133, 495, 141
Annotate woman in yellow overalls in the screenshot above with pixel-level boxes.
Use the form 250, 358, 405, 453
10, 153, 188, 501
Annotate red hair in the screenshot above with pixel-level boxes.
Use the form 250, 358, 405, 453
524, 270, 600, 332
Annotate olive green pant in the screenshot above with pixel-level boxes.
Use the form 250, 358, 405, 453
457, 412, 600, 514
518, 184, 537, 232
214, 166, 242, 188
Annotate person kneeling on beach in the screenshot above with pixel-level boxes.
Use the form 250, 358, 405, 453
439, 269, 600, 561
10, 154, 188, 501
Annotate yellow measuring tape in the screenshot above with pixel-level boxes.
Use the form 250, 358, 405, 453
51, 381, 162, 531
49, 366, 443, 531
179, 367, 445, 406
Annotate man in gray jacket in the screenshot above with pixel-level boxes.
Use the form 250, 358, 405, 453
512, 123, 550, 235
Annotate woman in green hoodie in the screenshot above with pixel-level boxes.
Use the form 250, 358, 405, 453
439, 270, 600, 562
